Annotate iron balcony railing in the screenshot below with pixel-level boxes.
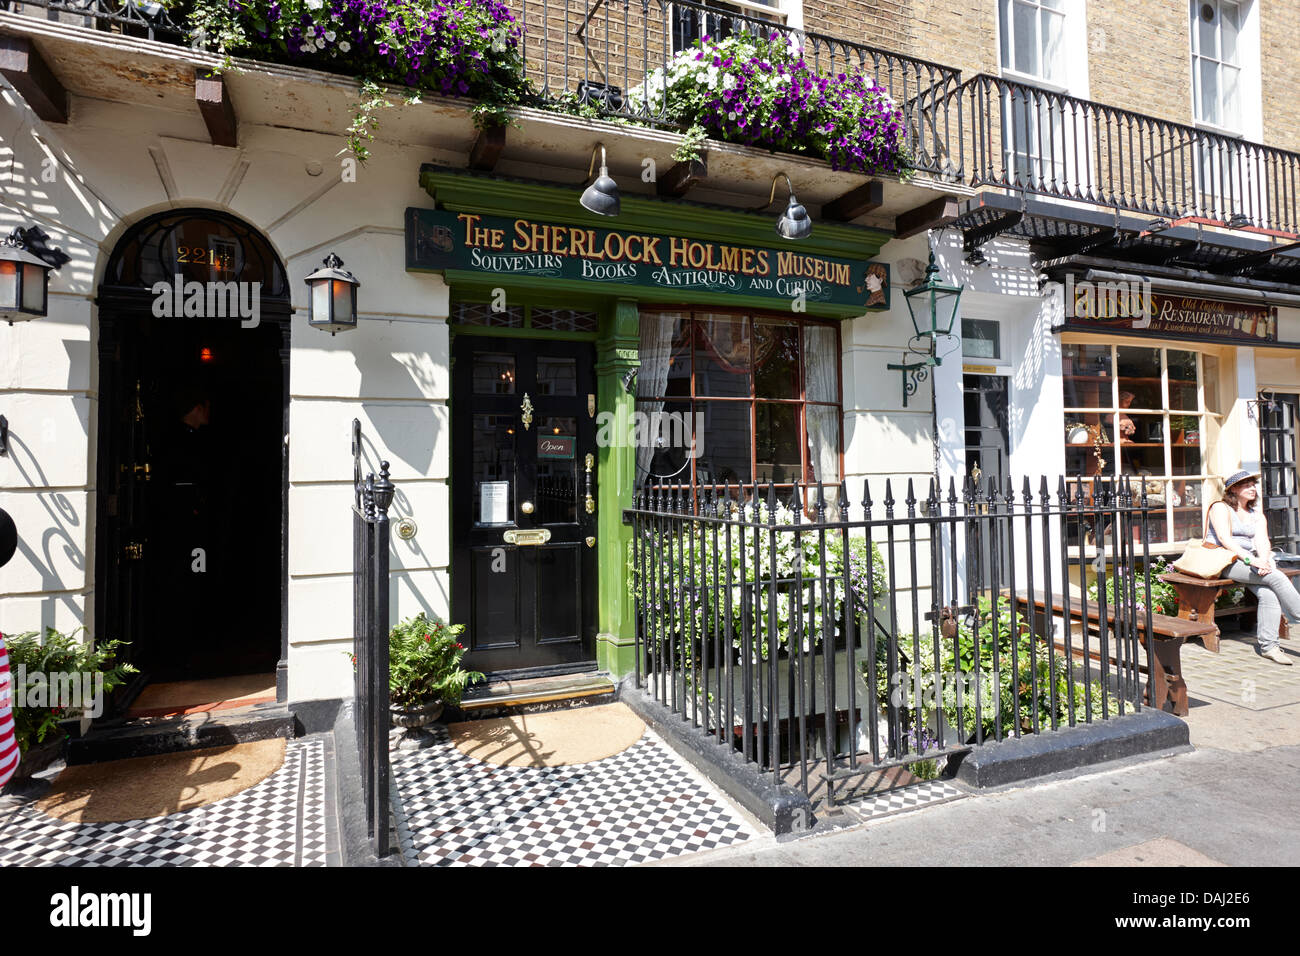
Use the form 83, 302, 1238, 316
0, 0, 963, 177
625, 476, 1157, 815
951, 73, 1300, 235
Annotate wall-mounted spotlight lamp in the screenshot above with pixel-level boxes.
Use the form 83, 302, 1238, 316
305, 253, 360, 335
757, 172, 811, 240
0, 226, 68, 324
580, 143, 621, 217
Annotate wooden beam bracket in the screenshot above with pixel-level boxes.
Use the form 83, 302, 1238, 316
0, 36, 68, 124
821, 180, 884, 222
195, 69, 238, 148
894, 195, 960, 240
656, 153, 708, 198
468, 124, 506, 171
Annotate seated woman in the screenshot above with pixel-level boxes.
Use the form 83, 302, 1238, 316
1207, 469, 1298, 665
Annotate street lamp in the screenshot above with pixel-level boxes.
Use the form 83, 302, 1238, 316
305, 253, 360, 335
888, 249, 965, 408
0, 226, 67, 324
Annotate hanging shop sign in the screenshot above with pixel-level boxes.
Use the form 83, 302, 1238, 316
405, 208, 889, 310
1062, 278, 1277, 343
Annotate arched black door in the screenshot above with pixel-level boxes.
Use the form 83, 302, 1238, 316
95, 210, 291, 708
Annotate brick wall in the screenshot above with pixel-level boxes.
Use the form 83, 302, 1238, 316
1085, 2, 1191, 126
1261, 0, 1300, 152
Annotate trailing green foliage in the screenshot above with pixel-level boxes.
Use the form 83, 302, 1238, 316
866, 596, 1105, 745
3, 628, 137, 755
628, 500, 888, 662
387, 613, 483, 707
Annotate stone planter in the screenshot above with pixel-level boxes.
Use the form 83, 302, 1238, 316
390, 700, 444, 751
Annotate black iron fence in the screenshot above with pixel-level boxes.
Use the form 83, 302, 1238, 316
952, 73, 1300, 235
352, 420, 393, 858
625, 476, 1156, 810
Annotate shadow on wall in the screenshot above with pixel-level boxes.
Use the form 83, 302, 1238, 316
1, 430, 86, 631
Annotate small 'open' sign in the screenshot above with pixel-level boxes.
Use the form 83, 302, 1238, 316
538, 435, 575, 459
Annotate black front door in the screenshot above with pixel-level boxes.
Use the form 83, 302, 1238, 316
97, 313, 285, 692
451, 335, 598, 674
1262, 393, 1300, 552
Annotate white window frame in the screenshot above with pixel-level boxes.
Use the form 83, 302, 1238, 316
669, 0, 797, 54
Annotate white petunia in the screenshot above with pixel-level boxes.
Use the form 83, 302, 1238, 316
305, 0, 322, 8
325, 30, 335, 41
339, 40, 351, 51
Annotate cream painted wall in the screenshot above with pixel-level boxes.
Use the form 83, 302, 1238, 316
1, 86, 454, 703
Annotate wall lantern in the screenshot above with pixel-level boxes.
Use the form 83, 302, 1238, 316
0, 226, 68, 324
305, 253, 360, 335
758, 173, 811, 240
887, 249, 965, 408
580, 143, 621, 217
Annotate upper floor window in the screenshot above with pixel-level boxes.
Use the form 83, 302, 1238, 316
671, 0, 790, 54
1191, 0, 1242, 131
999, 0, 1066, 87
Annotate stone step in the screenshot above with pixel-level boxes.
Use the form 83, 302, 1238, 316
455, 672, 616, 720
67, 701, 294, 764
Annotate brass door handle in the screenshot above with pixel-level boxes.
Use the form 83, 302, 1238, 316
584, 453, 595, 514
521, 393, 534, 431
521, 500, 534, 514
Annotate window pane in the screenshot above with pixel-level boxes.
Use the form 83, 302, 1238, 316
1199, 59, 1220, 125
536, 357, 577, 396
536, 416, 578, 524
1221, 1, 1239, 62
806, 405, 840, 486
455, 302, 523, 328
637, 399, 696, 484
962, 318, 1001, 359
803, 325, 839, 402
694, 314, 751, 398
1014, 0, 1038, 75
473, 413, 515, 525
756, 403, 800, 485
473, 352, 516, 395
1040, 7, 1064, 84
754, 320, 799, 399
636, 312, 690, 399
1222, 64, 1240, 124
1203, 354, 1221, 413
999, 0, 1012, 67
695, 401, 751, 487
531, 308, 598, 332
1198, 4, 1217, 59
1062, 343, 1112, 408
1167, 350, 1199, 410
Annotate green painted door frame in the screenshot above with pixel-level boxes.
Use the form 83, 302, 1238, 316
423, 167, 891, 678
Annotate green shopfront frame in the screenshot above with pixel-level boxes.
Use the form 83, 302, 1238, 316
412, 167, 891, 677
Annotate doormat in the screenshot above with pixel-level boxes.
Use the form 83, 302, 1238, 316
127, 674, 277, 718
34, 738, 286, 823
447, 703, 646, 768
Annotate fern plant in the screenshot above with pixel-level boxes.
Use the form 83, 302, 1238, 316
387, 613, 483, 707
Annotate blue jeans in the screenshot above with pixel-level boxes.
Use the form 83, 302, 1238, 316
1223, 561, 1300, 652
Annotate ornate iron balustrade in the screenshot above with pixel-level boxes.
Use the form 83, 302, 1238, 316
952, 73, 1300, 235
625, 476, 1157, 817
0, 0, 186, 41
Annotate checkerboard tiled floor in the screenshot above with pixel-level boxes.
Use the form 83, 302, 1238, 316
391, 725, 758, 866
849, 779, 966, 819
0, 738, 328, 867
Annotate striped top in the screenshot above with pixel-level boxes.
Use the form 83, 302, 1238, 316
0, 634, 17, 787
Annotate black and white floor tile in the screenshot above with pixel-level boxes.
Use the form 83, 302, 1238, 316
848, 779, 966, 820
391, 726, 757, 866
0, 738, 327, 867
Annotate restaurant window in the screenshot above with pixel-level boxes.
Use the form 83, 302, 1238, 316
1063, 342, 1222, 547
636, 311, 841, 504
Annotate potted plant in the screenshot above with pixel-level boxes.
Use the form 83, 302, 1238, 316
2, 628, 136, 790
388, 613, 483, 750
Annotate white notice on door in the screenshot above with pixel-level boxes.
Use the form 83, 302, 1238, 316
480, 481, 510, 524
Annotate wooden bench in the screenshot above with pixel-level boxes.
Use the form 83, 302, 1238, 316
1005, 591, 1218, 717
1159, 566, 1300, 653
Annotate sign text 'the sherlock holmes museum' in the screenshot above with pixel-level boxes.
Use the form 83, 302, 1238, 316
405, 208, 891, 310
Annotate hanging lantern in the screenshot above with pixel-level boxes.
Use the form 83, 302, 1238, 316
903, 250, 964, 343
305, 253, 360, 335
